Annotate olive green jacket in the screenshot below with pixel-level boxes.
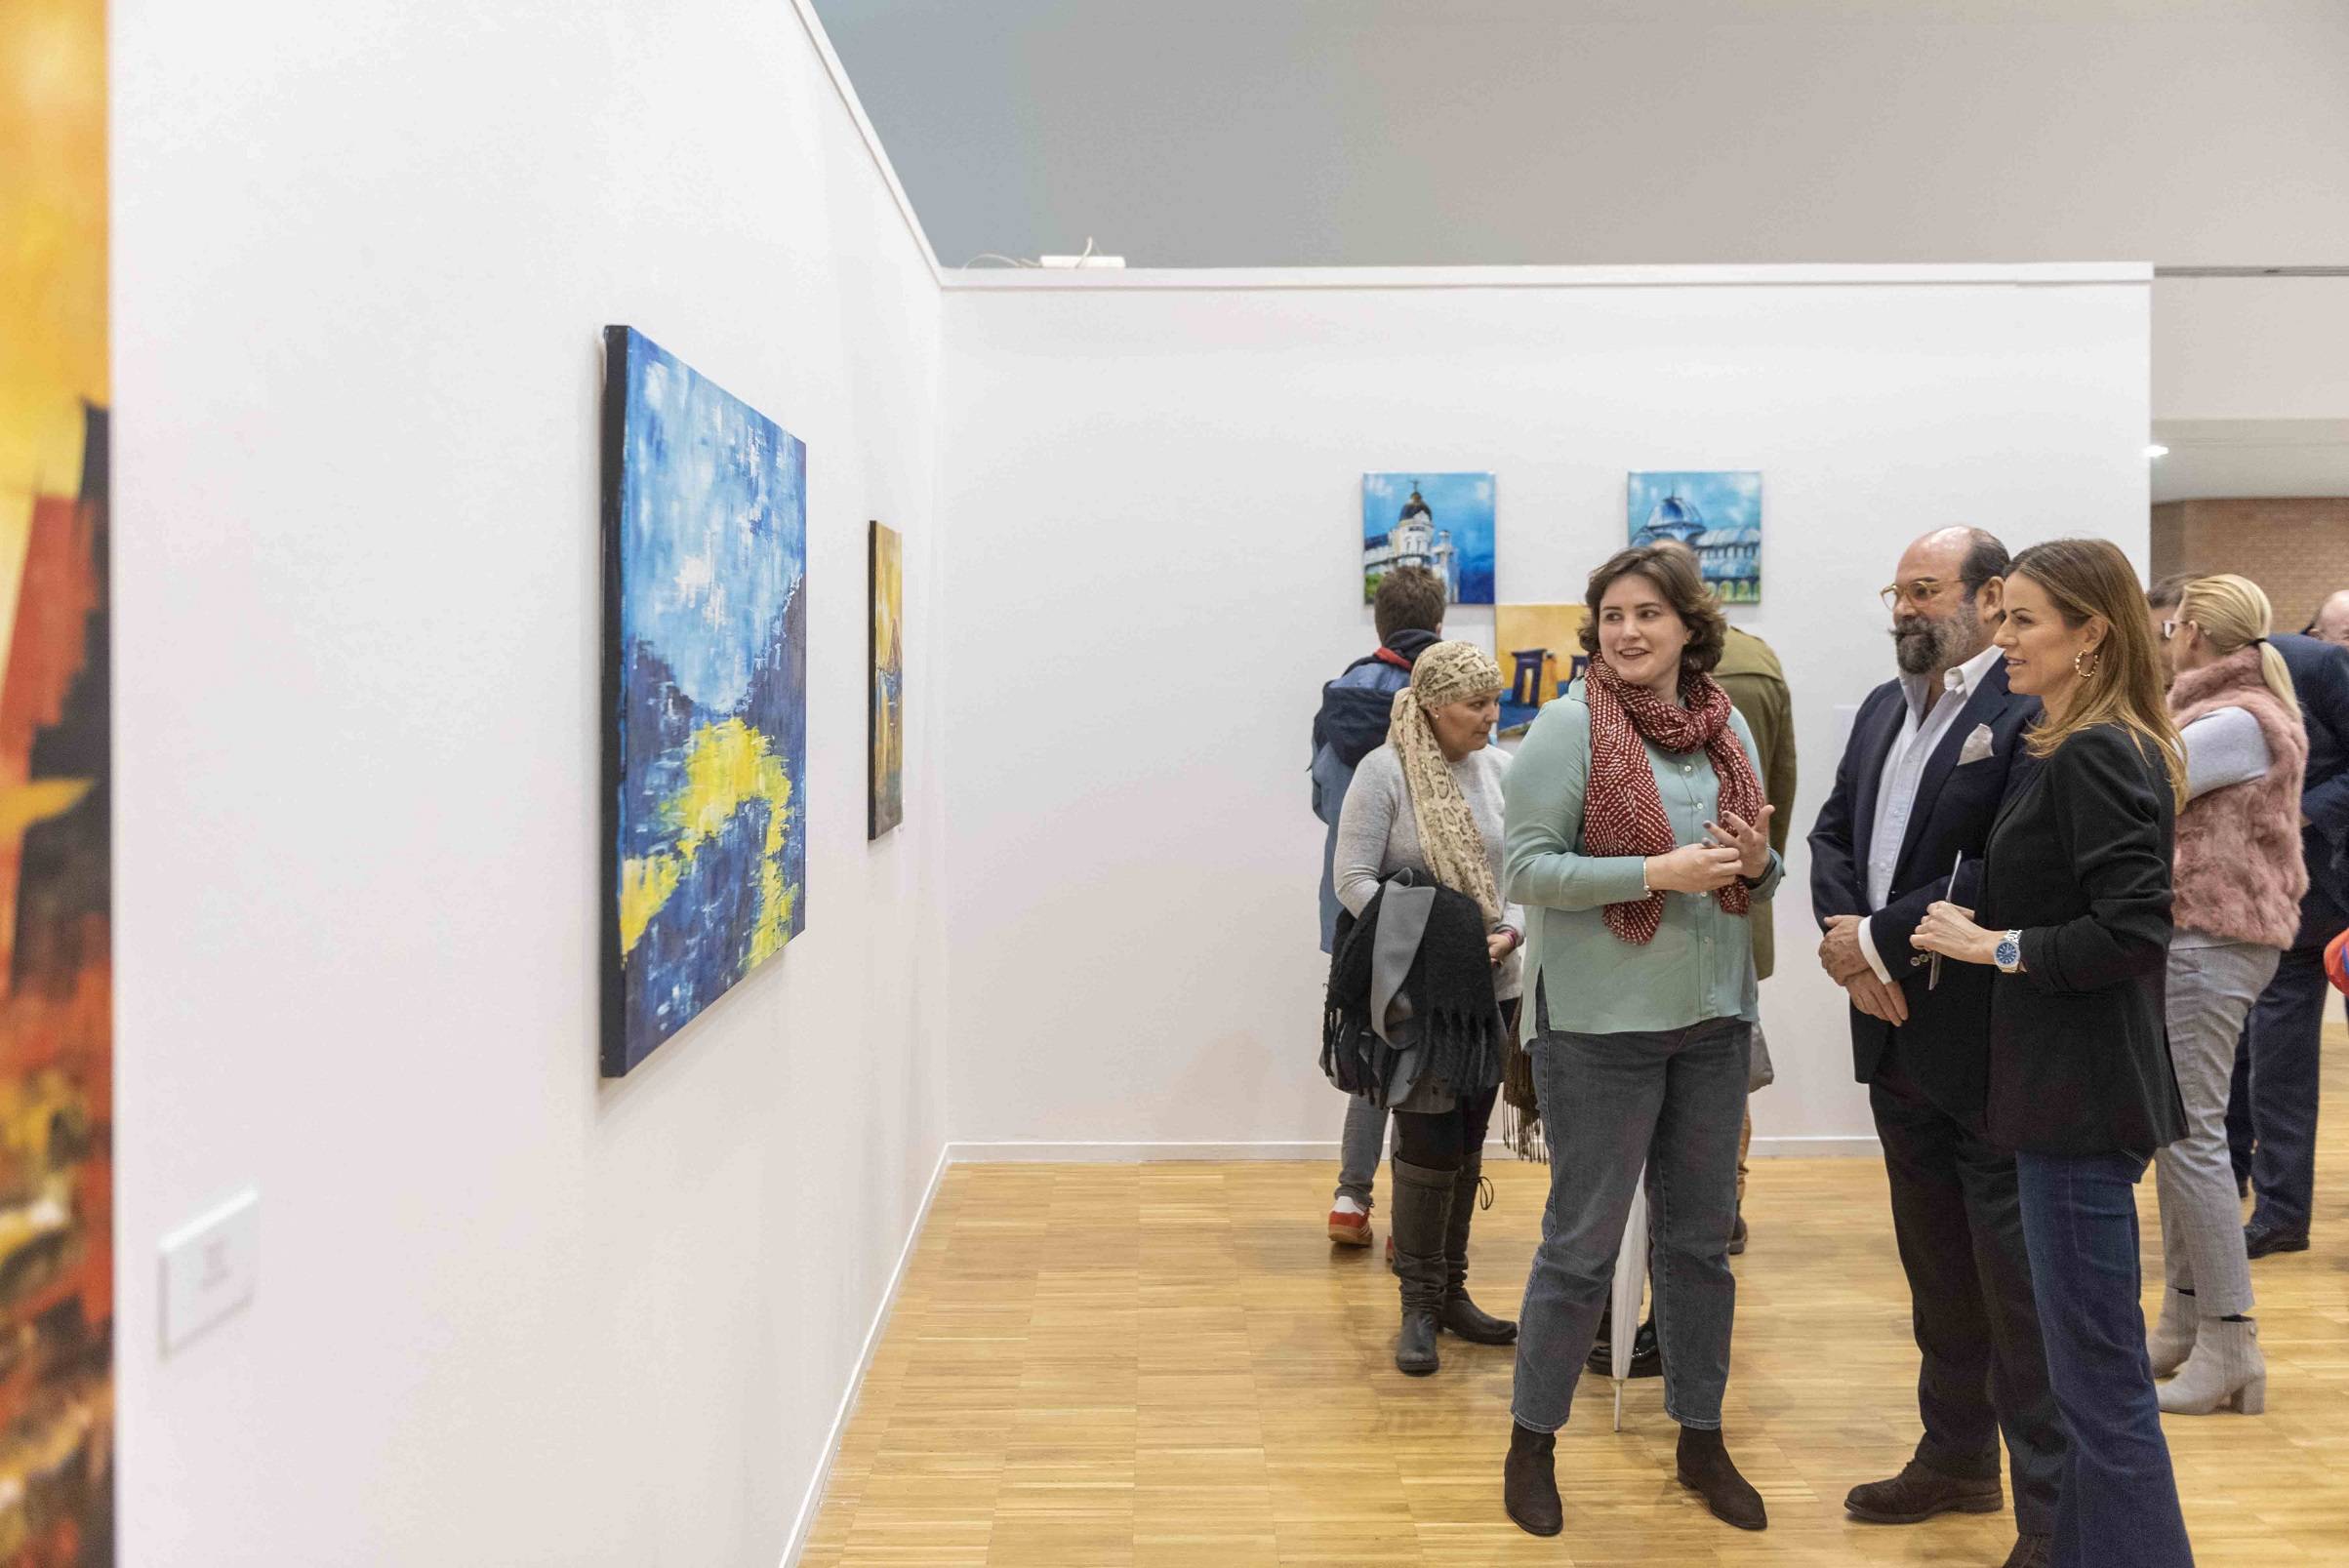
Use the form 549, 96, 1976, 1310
1712, 627, 1798, 980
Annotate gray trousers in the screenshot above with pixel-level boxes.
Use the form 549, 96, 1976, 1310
2157, 938, 2281, 1319
1335, 1091, 1388, 1206
1511, 1016, 1749, 1432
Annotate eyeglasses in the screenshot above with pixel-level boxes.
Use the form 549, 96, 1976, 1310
1880, 578, 1950, 612
2161, 620, 2188, 642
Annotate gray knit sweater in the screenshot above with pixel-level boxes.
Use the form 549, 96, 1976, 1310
1332, 744, 1524, 1002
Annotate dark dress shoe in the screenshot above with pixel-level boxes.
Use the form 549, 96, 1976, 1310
1504, 1422, 1562, 1537
1677, 1426, 1765, 1530
1843, 1459, 2003, 1523
1585, 1312, 1662, 1378
2244, 1221, 2309, 1259
2003, 1533, 2053, 1568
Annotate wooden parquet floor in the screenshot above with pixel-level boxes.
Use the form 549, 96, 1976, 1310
802, 1028, 2349, 1565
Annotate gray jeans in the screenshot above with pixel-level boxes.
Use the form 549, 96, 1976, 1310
1512, 1014, 1750, 1432
1335, 1092, 1388, 1206
2158, 938, 2280, 1318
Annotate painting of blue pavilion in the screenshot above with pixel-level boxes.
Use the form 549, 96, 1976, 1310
1629, 471, 1762, 605
1363, 472, 1496, 606
600, 326, 808, 1075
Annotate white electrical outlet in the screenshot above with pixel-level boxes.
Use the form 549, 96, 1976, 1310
159, 1188, 259, 1352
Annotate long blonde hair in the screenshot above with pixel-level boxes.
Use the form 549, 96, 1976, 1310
2008, 539, 2188, 807
2177, 574, 2297, 711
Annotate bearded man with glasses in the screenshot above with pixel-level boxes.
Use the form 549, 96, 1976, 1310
1810, 528, 2064, 1568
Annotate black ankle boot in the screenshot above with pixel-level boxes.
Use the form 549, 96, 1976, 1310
1504, 1422, 1562, 1537
1390, 1158, 1454, 1376
1440, 1153, 1517, 1345
1677, 1425, 1766, 1531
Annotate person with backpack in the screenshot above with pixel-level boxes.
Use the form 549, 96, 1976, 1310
1312, 566, 1446, 1246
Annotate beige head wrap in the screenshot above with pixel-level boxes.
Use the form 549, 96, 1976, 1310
1388, 641, 1507, 926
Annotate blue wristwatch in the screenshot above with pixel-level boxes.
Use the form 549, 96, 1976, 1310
1994, 929, 2024, 974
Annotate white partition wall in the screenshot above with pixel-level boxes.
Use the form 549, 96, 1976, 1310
113, 1, 946, 1563
936, 264, 2152, 1158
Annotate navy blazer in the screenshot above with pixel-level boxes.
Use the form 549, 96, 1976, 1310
1809, 660, 2040, 1124
2271, 632, 2349, 945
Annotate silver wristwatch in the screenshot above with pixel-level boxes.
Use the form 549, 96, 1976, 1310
1994, 929, 2024, 974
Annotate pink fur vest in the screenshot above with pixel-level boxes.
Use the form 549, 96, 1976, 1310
2169, 647, 2308, 949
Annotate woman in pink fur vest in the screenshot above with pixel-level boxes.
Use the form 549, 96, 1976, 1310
2148, 574, 2309, 1416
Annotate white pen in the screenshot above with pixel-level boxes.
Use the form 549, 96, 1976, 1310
1928, 849, 1964, 990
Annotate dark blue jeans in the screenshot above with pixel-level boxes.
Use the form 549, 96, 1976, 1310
2015, 1150, 2194, 1568
1511, 1016, 1748, 1433
2225, 941, 2339, 1232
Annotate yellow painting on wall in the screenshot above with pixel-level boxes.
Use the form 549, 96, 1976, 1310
1495, 603, 1589, 735
2, 0, 115, 1559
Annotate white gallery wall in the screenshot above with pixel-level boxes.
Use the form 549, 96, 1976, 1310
113, 1, 944, 1563
937, 266, 2151, 1158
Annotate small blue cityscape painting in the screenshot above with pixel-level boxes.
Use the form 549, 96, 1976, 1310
1628, 470, 1762, 604
1362, 472, 1496, 606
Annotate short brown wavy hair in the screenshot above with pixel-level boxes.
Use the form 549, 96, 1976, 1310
1373, 565, 1446, 643
1578, 543, 1727, 677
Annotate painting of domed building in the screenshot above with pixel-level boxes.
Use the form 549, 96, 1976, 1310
1362, 472, 1496, 606
1629, 470, 1762, 605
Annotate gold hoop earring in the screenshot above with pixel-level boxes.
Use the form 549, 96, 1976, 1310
2073, 648, 2100, 679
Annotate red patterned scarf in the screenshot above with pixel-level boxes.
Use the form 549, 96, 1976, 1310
1581, 656, 1764, 945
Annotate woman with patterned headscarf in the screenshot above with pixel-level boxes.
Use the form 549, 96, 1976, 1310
1327, 640, 1523, 1377
1498, 544, 1781, 1540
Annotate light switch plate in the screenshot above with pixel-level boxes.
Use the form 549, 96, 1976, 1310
159, 1188, 259, 1353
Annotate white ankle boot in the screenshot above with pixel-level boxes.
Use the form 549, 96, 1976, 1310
2157, 1317, 2266, 1415
2146, 1290, 2197, 1379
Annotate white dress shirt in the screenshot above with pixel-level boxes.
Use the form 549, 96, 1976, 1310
1857, 643, 2005, 983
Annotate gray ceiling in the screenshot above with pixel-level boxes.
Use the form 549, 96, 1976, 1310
2152, 420, 2349, 503
813, 0, 2349, 270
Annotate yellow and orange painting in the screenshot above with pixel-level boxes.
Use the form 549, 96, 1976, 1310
1495, 603, 1589, 736
1, 0, 116, 1560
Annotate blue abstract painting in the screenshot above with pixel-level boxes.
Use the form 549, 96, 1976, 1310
1362, 472, 1496, 606
600, 326, 808, 1075
1629, 470, 1762, 604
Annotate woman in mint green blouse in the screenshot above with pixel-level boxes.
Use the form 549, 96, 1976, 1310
1500, 544, 1783, 1541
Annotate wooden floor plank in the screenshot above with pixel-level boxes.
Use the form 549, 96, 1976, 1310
802, 1025, 2349, 1564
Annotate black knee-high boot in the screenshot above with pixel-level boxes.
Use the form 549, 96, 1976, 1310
1389, 1157, 1453, 1375
1440, 1151, 1517, 1344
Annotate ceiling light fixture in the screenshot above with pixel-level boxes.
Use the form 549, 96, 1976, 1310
2145, 444, 2170, 459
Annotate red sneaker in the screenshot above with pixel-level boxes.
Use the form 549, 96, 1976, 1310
1327, 1207, 1372, 1246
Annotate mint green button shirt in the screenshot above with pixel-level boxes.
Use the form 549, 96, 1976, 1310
1502, 692, 1785, 1039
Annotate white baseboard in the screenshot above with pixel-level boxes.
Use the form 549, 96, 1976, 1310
1747, 1135, 1882, 1158
780, 1140, 953, 1568
947, 1136, 1882, 1163
946, 1139, 1345, 1162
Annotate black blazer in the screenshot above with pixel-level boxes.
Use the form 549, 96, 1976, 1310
1975, 723, 2186, 1156
1808, 661, 2039, 1123
2271, 632, 2349, 944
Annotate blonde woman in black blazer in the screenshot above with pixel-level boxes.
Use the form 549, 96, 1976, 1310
1912, 539, 2192, 1568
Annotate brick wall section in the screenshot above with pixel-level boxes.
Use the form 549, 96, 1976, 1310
2148, 498, 2349, 632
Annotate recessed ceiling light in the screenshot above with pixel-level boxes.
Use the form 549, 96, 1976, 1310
2145, 444, 2170, 459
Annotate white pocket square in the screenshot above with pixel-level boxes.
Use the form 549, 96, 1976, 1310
1958, 724, 1996, 765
